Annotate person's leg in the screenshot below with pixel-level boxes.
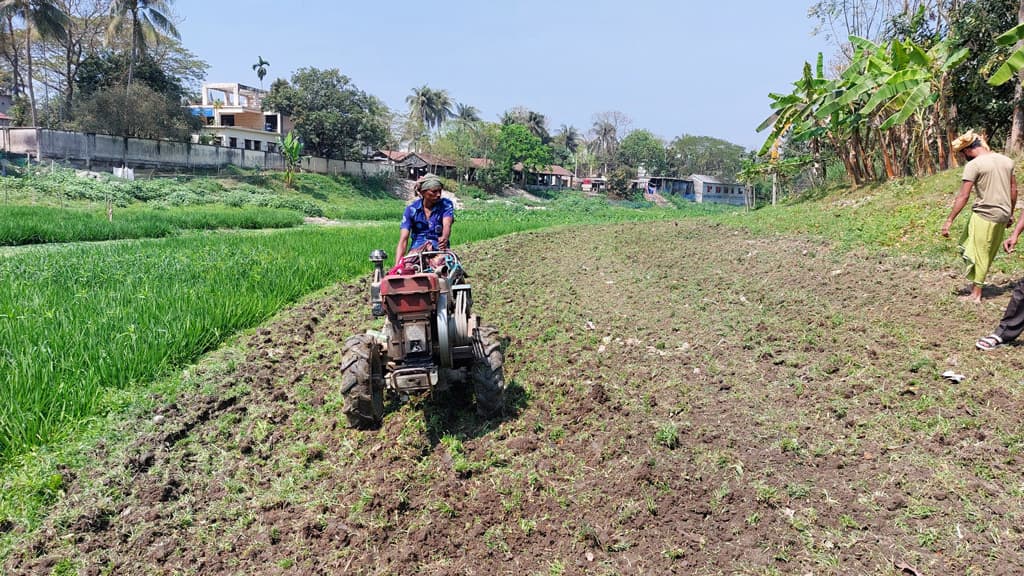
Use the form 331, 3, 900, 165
995, 277, 1024, 343
960, 214, 1002, 302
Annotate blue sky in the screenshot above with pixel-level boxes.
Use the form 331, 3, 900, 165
173, 0, 833, 151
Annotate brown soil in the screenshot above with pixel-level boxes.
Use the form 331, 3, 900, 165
6, 220, 1024, 575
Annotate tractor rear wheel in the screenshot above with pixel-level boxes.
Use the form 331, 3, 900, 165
472, 324, 505, 418
340, 334, 385, 429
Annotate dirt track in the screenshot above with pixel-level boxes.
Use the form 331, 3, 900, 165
6, 220, 1024, 575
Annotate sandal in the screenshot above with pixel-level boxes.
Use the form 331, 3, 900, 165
976, 334, 1004, 351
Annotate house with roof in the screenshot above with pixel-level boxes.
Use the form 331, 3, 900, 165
513, 162, 574, 190
187, 82, 292, 153
689, 174, 747, 206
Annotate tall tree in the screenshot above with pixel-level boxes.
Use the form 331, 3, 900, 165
589, 118, 621, 174
105, 0, 179, 89
406, 84, 452, 132
264, 67, 388, 160
618, 129, 667, 176
500, 106, 550, 142
36, 0, 108, 123
555, 124, 581, 153
252, 55, 269, 89
454, 102, 480, 122
985, 0, 1024, 152
0, 0, 67, 127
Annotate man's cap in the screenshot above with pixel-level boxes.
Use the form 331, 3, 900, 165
951, 130, 990, 153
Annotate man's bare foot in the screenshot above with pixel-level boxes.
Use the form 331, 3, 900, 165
958, 294, 982, 303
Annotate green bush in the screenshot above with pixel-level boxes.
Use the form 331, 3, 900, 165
440, 176, 460, 193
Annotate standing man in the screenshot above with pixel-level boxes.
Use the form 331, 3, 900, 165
941, 130, 1017, 303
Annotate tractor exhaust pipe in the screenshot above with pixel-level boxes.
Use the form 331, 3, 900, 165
369, 249, 387, 317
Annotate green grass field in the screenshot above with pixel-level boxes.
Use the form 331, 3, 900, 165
0, 205, 306, 246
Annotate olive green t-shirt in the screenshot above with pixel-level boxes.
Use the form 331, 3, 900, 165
964, 152, 1015, 224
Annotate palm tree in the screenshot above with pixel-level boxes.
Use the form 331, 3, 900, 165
455, 102, 480, 122
0, 0, 67, 128
106, 0, 180, 89
501, 106, 549, 142
252, 55, 270, 89
524, 110, 549, 142
406, 85, 452, 132
589, 119, 618, 173
556, 124, 581, 153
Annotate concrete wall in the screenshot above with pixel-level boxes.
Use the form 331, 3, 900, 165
0, 128, 393, 177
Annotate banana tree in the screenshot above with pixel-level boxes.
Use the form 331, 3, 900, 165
280, 131, 303, 188
757, 54, 833, 182
988, 7, 1024, 152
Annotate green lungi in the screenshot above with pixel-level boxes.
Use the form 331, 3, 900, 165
959, 212, 1006, 286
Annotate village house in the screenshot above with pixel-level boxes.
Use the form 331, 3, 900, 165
187, 82, 293, 153
376, 150, 573, 188
630, 175, 746, 206
513, 163, 574, 190
689, 174, 747, 206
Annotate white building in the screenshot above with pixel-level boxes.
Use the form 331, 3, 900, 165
689, 174, 747, 206
187, 82, 294, 153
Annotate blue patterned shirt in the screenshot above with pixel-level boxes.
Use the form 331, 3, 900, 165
400, 197, 455, 249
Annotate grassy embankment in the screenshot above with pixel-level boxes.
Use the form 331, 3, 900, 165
714, 168, 968, 264
0, 166, 406, 246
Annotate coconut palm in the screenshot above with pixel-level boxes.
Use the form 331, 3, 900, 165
252, 55, 270, 89
589, 119, 619, 172
406, 85, 452, 132
454, 102, 480, 122
0, 0, 67, 128
106, 0, 180, 89
556, 124, 581, 153
500, 106, 549, 142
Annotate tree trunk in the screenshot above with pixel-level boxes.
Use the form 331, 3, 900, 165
25, 20, 36, 128
126, 10, 138, 90
877, 129, 895, 180
1009, 1, 1024, 154
3, 15, 23, 97
934, 96, 948, 170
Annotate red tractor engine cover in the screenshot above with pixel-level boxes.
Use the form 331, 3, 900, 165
380, 273, 439, 315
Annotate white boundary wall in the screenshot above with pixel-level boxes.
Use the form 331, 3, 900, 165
0, 128, 392, 178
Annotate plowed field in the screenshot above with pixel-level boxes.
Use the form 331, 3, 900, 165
6, 220, 1024, 575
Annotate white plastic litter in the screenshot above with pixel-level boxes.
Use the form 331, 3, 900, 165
941, 370, 965, 383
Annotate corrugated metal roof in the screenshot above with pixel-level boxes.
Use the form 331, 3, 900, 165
513, 162, 573, 176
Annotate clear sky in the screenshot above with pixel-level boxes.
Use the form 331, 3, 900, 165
172, 0, 833, 151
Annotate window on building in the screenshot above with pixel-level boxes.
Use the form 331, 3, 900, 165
221, 114, 235, 127
244, 139, 252, 150
264, 115, 278, 132
716, 186, 721, 193
229, 137, 237, 148
266, 142, 277, 153
253, 141, 262, 151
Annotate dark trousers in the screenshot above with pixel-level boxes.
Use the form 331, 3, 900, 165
995, 278, 1024, 342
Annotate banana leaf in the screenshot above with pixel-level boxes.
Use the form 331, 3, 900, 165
879, 84, 937, 130
861, 69, 931, 116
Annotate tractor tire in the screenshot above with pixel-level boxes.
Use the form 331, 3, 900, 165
472, 324, 505, 418
340, 334, 385, 429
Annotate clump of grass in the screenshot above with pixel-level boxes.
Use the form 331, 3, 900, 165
655, 424, 680, 449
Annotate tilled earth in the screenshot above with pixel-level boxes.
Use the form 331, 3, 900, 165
6, 220, 1024, 575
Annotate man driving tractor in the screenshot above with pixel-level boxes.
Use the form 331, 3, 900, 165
393, 174, 454, 272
